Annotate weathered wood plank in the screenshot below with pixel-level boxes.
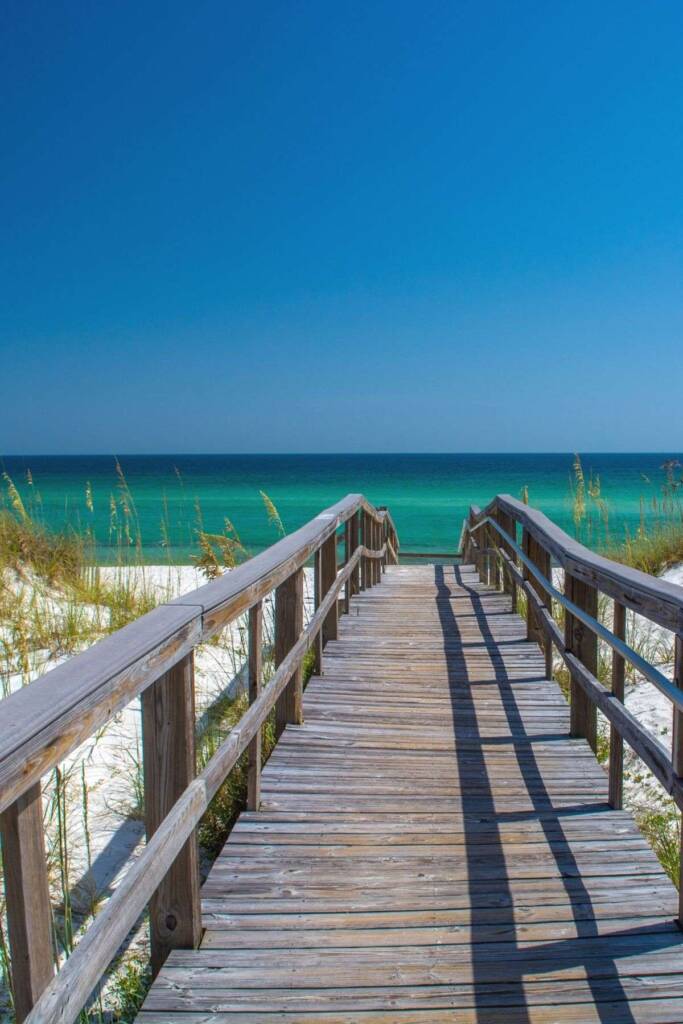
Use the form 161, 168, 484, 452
274, 569, 304, 738
142, 653, 202, 974
321, 534, 338, 645
609, 599, 626, 809
565, 572, 598, 753
0, 783, 54, 1022
247, 602, 263, 811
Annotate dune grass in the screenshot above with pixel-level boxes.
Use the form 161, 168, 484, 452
567, 454, 683, 574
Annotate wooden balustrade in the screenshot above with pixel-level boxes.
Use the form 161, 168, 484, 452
0, 784, 54, 1022
522, 527, 553, 682
246, 602, 263, 811
141, 651, 202, 973
609, 600, 626, 809
0, 493, 394, 1024
463, 493, 683, 924
565, 572, 598, 753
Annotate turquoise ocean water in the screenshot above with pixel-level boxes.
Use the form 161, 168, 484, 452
1, 454, 681, 563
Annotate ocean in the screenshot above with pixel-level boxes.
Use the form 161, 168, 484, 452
1, 453, 680, 563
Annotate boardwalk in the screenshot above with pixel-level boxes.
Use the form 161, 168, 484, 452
138, 563, 683, 1024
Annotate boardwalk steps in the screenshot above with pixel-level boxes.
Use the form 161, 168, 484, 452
138, 564, 683, 1023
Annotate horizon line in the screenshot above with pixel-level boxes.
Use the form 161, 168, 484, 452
2, 450, 682, 459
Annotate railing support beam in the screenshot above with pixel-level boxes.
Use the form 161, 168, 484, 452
142, 653, 202, 976
672, 634, 683, 927
361, 510, 370, 590
350, 512, 360, 594
274, 568, 304, 737
344, 520, 352, 613
247, 602, 263, 811
522, 528, 553, 678
565, 572, 598, 753
313, 549, 323, 675
496, 507, 517, 610
321, 534, 338, 645
0, 783, 54, 1023
608, 600, 626, 809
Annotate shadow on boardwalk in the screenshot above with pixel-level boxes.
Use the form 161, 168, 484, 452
435, 563, 641, 1023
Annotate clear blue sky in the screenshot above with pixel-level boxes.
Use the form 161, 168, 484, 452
2, 1, 682, 454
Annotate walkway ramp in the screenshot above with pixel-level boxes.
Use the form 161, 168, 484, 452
138, 563, 683, 1023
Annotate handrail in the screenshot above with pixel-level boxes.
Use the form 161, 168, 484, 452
461, 497, 683, 822
490, 494, 683, 632
0, 494, 399, 1024
469, 515, 683, 711
0, 494, 389, 814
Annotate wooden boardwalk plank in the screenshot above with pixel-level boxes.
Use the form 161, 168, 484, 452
137, 563, 683, 1023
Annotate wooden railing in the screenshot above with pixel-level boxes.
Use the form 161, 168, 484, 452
462, 494, 683, 916
0, 494, 400, 1024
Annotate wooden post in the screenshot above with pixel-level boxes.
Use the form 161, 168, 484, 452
522, 529, 553, 678
247, 602, 263, 811
344, 519, 351, 613
313, 549, 323, 675
321, 533, 338, 644
496, 507, 517, 610
565, 572, 598, 753
608, 600, 626, 809
469, 511, 485, 583
371, 519, 378, 585
673, 635, 683, 926
0, 784, 54, 1023
378, 519, 385, 578
274, 568, 304, 738
489, 519, 501, 590
142, 653, 202, 975
350, 512, 360, 595
360, 510, 369, 590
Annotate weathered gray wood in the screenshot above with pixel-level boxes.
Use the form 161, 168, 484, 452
489, 519, 501, 589
172, 494, 369, 636
496, 506, 517, 606
24, 780, 208, 1024
344, 520, 351, 613
497, 551, 682, 803
0, 496, 388, 818
609, 600, 626, 809
321, 534, 338, 645
522, 528, 552, 678
565, 572, 598, 753
0, 783, 54, 1022
360, 510, 370, 591
313, 550, 323, 675
247, 602, 263, 812
0, 605, 201, 816
674, 634, 683, 925
142, 653, 201, 974
493, 493, 683, 632
350, 512, 360, 595
469, 507, 484, 582
275, 569, 304, 738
